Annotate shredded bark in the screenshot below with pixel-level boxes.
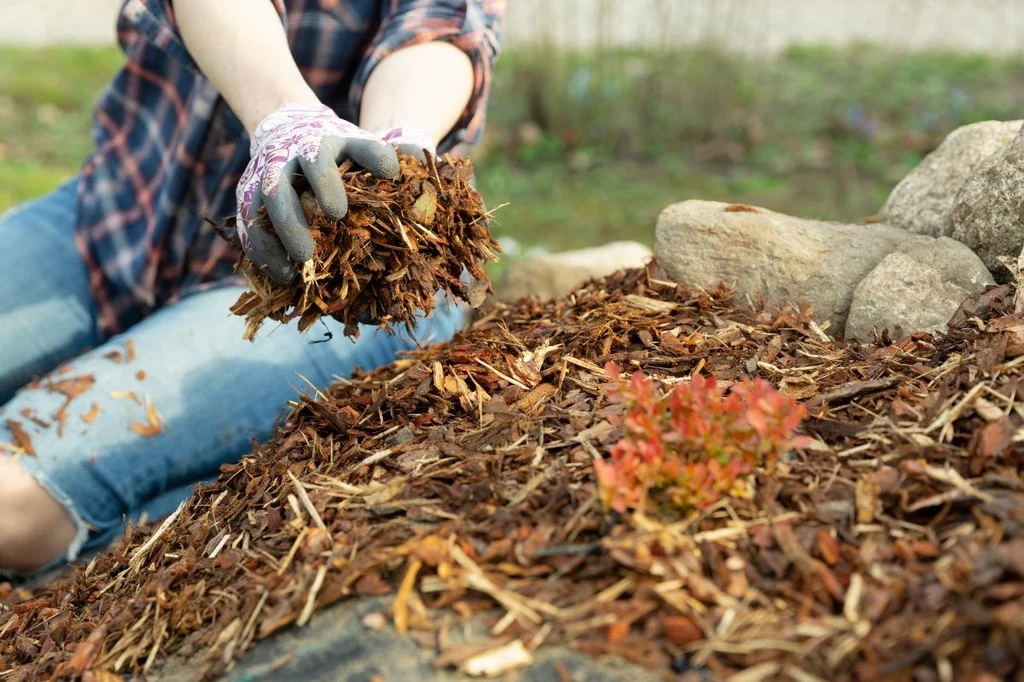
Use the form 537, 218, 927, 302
2, 264, 1023, 682
230, 154, 500, 340
81, 403, 100, 425
4, 419, 34, 456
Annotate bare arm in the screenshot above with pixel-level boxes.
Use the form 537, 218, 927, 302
174, 0, 473, 144
359, 41, 474, 145
174, 0, 316, 134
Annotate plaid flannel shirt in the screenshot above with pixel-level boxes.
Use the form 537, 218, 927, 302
75, 0, 504, 337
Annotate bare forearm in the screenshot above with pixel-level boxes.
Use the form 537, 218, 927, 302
359, 42, 474, 144
173, 0, 316, 135
174, 1, 473, 145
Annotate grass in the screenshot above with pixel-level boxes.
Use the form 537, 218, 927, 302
477, 159, 889, 252
476, 46, 1024, 249
0, 46, 123, 211
1, 43, 1023, 253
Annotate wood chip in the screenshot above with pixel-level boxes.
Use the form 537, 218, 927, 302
48, 375, 95, 400
461, 640, 534, 677
230, 154, 498, 340
5, 419, 35, 456
4, 266, 1024, 681
81, 402, 101, 424
129, 397, 163, 438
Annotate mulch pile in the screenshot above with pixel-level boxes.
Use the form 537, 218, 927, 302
2, 263, 1023, 681
230, 154, 498, 340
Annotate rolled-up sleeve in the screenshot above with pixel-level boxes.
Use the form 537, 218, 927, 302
120, 0, 287, 72
349, 0, 506, 151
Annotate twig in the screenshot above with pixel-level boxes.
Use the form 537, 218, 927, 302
288, 471, 327, 530
128, 502, 185, 573
297, 564, 328, 627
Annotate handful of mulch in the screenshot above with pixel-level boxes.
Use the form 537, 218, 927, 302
230, 154, 500, 340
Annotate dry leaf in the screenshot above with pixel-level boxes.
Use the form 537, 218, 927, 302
409, 182, 438, 226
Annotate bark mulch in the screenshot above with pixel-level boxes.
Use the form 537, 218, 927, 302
2, 263, 1023, 682
229, 154, 499, 340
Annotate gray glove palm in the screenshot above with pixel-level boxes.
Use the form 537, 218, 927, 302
235, 101, 400, 284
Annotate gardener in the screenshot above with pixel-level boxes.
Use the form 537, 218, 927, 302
0, 0, 504, 574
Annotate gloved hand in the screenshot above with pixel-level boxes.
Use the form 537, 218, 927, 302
379, 125, 437, 163
236, 101, 400, 284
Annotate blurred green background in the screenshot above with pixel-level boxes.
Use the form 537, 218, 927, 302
2, 44, 1023, 251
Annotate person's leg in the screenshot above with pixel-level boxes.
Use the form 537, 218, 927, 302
0, 178, 103, 572
0, 178, 101, 404
0, 284, 465, 572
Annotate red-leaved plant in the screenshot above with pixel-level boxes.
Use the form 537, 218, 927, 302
595, 362, 811, 515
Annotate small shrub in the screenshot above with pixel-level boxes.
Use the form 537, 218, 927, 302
595, 363, 809, 515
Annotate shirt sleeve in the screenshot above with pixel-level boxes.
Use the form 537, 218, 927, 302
119, 0, 287, 72
348, 0, 506, 152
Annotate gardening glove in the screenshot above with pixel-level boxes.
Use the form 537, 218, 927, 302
236, 101, 400, 284
378, 125, 438, 163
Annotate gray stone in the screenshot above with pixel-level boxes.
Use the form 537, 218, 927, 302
654, 200, 915, 333
949, 123, 1024, 277
494, 241, 652, 303
157, 597, 659, 682
845, 237, 994, 340
879, 120, 1022, 238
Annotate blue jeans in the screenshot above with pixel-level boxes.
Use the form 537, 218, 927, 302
0, 179, 464, 564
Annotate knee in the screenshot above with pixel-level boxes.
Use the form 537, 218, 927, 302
0, 460, 78, 573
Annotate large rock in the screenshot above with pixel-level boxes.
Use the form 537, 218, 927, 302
654, 200, 915, 333
949, 123, 1024, 277
494, 241, 652, 302
845, 237, 994, 340
201, 596, 659, 682
879, 120, 1023, 238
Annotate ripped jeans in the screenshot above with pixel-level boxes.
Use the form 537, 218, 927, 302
0, 179, 463, 567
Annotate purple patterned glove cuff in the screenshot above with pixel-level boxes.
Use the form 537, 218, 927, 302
378, 126, 437, 159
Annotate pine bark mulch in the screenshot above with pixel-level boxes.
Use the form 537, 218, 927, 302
2, 264, 1022, 681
